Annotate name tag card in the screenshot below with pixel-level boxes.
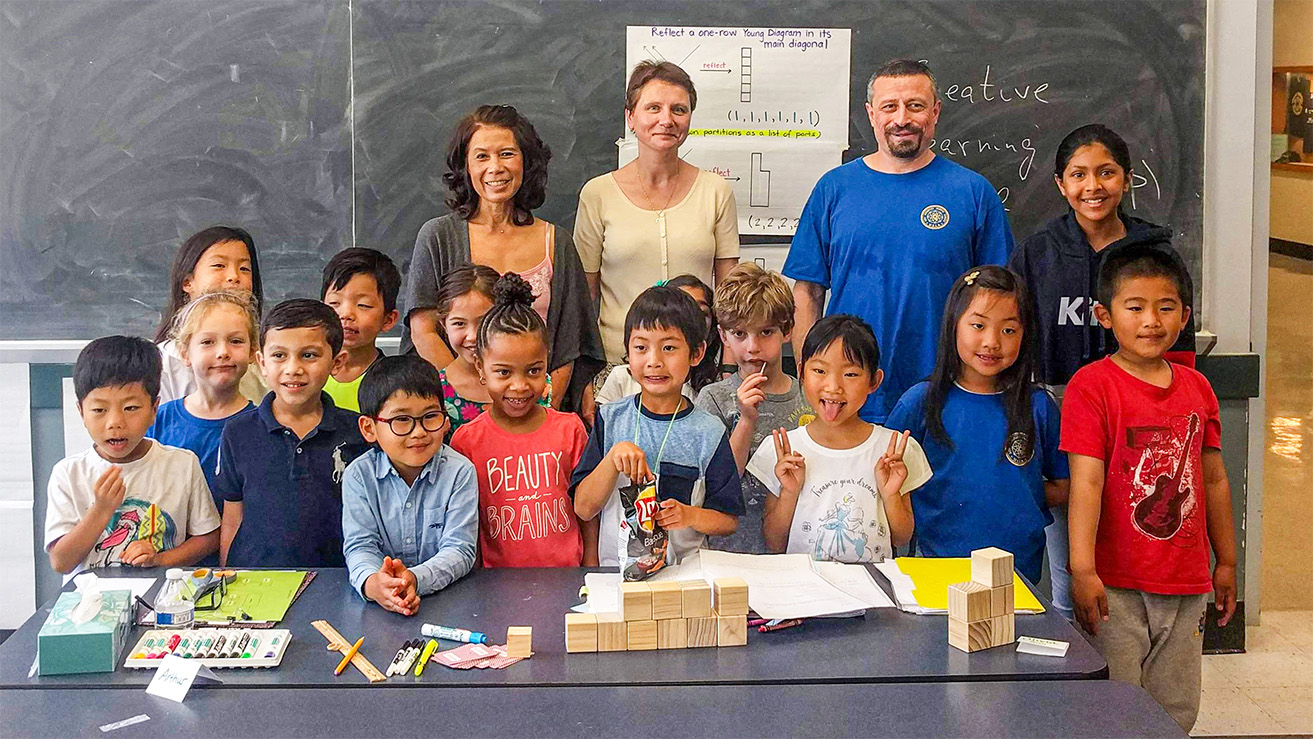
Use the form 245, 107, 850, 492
145, 655, 221, 703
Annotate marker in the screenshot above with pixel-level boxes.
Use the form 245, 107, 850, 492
164, 633, 182, 655
180, 637, 195, 658
134, 637, 156, 660
227, 633, 249, 659
398, 641, 422, 674
414, 640, 438, 677
420, 624, 489, 644
243, 637, 260, 659
209, 635, 227, 659
335, 637, 365, 676
386, 640, 414, 676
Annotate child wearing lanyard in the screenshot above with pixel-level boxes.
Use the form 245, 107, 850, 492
571, 284, 744, 567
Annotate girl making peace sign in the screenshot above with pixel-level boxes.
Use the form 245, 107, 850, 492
750, 315, 932, 563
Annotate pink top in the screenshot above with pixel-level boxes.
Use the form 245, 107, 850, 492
518, 224, 554, 321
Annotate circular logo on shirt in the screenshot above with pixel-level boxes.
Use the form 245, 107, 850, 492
1293, 92, 1305, 117
1005, 432, 1034, 467
920, 205, 950, 230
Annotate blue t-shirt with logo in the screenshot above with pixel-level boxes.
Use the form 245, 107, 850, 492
784, 156, 1014, 422
886, 382, 1068, 583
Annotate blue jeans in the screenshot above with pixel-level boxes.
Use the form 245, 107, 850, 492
1045, 505, 1074, 621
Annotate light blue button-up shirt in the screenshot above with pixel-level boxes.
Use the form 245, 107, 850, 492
342, 446, 478, 599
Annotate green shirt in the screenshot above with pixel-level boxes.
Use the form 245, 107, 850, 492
324, 372, 365, 413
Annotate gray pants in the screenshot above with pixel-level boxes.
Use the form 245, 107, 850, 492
1091, 586, 1208, 732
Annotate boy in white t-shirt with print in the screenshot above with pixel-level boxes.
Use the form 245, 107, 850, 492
751, 315, 932, 562
45, 336, 220, 576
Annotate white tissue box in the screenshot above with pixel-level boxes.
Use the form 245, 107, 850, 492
37, 589, 133, 675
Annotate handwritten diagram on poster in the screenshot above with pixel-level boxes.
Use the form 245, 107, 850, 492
623, 26, 851, 235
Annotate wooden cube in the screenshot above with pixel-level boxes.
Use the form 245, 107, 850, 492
657, 618, 688, 649
947, 581, 992, 622
716, 613, 748, 647
649, 581, 684, 620
681, 580, 712, 618
712, 577, 749, 616
948, 617, 992, 653
970, 547, 1014, 588
618, 582, 652, 621
686, 617, 718, 648
990, 614, 1015, 646
506, 626, 532, 659
564, 614, 597, 653
990, 583, 1014, 617
627, 620, 657, 651
596, 613, 627, 652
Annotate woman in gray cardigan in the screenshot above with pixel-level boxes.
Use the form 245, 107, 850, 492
401, 105, 603, 410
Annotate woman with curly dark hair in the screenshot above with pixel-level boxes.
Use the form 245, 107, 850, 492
402, 105, 603, 411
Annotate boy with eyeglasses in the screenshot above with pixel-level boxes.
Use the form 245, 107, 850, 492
341, 355, 478, 615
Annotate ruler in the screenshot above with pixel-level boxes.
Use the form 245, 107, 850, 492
311, 619, 386, 682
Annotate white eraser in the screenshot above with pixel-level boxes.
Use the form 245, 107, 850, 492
1016, 635, 1069, 657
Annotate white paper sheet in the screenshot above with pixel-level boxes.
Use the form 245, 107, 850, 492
813, 561, 896, 610
697, 550, 890, 620
623, 25, 852, 235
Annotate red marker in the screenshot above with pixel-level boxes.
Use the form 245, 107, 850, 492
164, 633, 182, 655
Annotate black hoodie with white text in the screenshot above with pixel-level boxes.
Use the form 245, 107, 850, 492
1008, 211, 1196, 388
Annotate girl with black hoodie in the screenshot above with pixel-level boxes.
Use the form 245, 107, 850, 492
1008, 124, 1197, 619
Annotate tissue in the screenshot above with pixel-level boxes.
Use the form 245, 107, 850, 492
69, 573, 104, 625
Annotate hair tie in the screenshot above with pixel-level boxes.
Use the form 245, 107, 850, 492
655, 279, 669, 287
963, 270, 980, 286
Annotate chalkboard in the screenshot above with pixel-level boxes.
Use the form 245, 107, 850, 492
0, 0, 1206, 340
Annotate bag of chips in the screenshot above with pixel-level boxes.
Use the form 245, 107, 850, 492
619, 479, 668, 581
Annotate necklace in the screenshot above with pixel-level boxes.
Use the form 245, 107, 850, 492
636, 164, 681, 216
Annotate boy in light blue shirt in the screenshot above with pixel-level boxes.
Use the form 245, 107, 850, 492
342, 355, 478, 615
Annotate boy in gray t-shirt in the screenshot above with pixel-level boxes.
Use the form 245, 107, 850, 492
695, 264, 814, 553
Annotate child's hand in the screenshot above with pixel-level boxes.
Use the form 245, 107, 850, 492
91, 466, 126, 514
874, 430, 911, 498
655, 499, 696, 530
1212, 564, 1237, 627
772, 428, 806, 496
608, 442, 652, 484
736, 372, 769, 425
365, 556, 419, 616
122, 539, 158, 567
1072, 570, 1109, 636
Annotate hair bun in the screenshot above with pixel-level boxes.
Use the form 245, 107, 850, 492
492, 271, 536, 308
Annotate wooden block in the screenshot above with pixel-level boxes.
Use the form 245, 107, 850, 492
506, 626, 532, 659
947, 580, 992, 623
712, 577, 749, 616
686, 617, 718, 648
564, 613, 597, 653
948, 616, 992, 653
627, 620, 657, 651
681, 580, 712, 618
990, 613, 1015, 646
649, 581, 684, 620
970, 547, 1014, 588
989, 583, 1014, 617
657, 618, 688, 649
618, 582, 652, 621
716, 613, 748, 647
596, 613, 626, 652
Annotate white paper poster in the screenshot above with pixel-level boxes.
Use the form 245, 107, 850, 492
624, 26, 852, 235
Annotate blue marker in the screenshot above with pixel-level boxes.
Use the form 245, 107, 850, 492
420, 624, 488, 644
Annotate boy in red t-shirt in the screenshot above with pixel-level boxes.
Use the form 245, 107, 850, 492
1061, 245, 1237, 732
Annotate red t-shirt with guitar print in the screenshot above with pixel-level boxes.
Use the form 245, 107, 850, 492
1060, 357, 1222, 595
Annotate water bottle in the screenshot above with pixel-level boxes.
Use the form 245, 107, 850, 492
155, 568, 194, 629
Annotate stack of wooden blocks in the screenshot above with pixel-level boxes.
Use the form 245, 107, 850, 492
565, 578, 750, 653
947, 547, 1016, 653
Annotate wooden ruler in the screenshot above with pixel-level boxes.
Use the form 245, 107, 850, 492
311, 619, 386, 682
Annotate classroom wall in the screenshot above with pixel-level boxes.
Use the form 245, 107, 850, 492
1272, 0, 1313, 246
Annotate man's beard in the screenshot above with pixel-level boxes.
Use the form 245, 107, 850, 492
884, 125, 924, 159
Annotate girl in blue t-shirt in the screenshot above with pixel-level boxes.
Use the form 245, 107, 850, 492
147, 290, 258, 504
886, 266, 1070, 586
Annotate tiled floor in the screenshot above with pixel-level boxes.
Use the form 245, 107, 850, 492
1192, 253, 1313, 737
1195, 611, 1313, 736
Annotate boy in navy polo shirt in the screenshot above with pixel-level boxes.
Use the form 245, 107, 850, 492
213, 299, 369, 567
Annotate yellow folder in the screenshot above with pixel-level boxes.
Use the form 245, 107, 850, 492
896, 557, 1046, 613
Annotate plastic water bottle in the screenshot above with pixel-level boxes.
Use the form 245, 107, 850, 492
155, 568, 194, 629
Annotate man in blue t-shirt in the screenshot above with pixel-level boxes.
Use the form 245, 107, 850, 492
785, 59, 1013, 422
